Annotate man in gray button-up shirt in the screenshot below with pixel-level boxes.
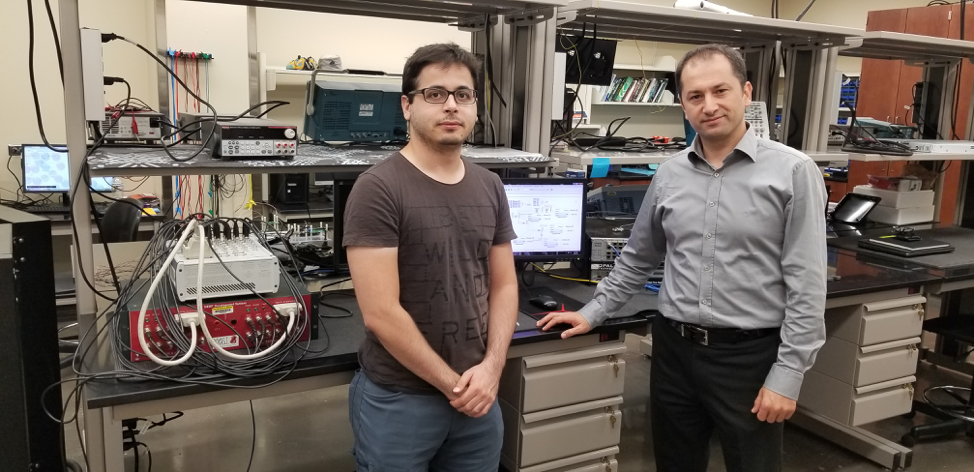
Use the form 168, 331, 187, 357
538, 44, 827, 472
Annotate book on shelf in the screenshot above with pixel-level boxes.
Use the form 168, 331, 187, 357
597, 76, 673, 104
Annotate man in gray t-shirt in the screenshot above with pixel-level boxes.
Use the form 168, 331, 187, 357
342, 43, 518, 472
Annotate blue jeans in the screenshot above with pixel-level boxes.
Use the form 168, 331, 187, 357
348, 370, 503, 472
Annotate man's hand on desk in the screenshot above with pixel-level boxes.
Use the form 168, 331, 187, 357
450, 360, 503, 418
536, 311, 592, 339
751, 387, 796, 423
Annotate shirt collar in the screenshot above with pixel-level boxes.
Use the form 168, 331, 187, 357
688, 122, 759, 165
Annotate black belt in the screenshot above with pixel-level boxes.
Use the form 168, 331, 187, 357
665, 318, 779, 346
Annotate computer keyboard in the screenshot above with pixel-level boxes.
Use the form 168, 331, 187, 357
23, 203, 110, 215
24, 205, 71, 214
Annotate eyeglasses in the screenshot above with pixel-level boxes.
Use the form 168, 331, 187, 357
408, 87, 478, 105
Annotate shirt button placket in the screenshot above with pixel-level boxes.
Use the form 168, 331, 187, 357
704, 171, 721, 321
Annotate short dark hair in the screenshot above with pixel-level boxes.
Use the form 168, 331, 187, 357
675, 44, 747, 97
402, 43, 482, 102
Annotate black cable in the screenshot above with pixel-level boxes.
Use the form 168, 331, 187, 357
162, 101, 290, 142
135, 441, 152, 472
131, 435, 139, 472
26, 0, 65, 152
105, 34, 219, 162
483, 15, 508, 109
246, 401, 256, 472
950, 0, 966, 140
43, 0, 63, 83
795, 0, 818, 21
42, 217, 320, 471
319, 292, 355, 318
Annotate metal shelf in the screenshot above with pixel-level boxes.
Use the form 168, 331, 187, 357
592, 101, 681, 107
553, 147, 683, 166
839, 31, 974, 64
86, 144, 551, 177
808, 149, 974, 162
556, 0, 861, 47
191, 0, 567, 24
263, 67, 402, 91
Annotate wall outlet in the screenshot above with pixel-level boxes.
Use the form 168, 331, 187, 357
8, 145, 22, 157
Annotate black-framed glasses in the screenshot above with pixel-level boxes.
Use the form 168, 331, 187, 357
408, 87, 478, 105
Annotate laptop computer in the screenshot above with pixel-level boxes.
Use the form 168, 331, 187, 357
858, 235, 954, 257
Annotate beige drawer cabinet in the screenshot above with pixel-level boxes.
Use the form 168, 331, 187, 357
500, 343, 628, 472
500, 344, 627, 413
812, 336, 921, 387
800, 370, 915, 426
825, 295, 925, 346
799, 294, 924, 427
501, 397, 623, 468
519, 447, 620, 472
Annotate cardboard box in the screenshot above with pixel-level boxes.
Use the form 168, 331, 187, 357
867, 175, 922, 191
853, 186, 934, 209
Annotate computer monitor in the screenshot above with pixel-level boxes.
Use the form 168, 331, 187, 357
502, 178, 587, 262
90, 177, 115, 192
22, 145, 117, 194
22, 145, 71, 193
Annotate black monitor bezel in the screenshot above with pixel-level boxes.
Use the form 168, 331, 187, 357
501, 178, 589, 263
21, 144, 72, 194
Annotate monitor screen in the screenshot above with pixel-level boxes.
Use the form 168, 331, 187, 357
22, 145, 71, 193
832, 193, 881, 224
90, 177, 115, 192
502, 178, 587, 261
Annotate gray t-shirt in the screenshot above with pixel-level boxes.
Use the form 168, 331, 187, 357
342, 152, 517, 391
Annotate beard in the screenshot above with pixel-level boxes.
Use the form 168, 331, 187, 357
409, 116, 470, 149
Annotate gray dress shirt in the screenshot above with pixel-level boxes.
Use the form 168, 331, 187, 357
578, 126, 828, 400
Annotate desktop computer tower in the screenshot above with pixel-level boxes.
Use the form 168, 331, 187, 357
331, 179, 357, 272
269, 173, 310, 205
0, 207, 64, 471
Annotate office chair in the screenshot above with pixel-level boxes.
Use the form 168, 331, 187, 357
901, 315, 974, 447
99, 198, 144, 243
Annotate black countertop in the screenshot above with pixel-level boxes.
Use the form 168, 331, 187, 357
84, 281, 649, 410
825, 247, 942, 298
84, 226, 969, 410
827, 224, 974, 284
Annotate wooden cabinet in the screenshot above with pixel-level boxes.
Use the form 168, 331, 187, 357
856, 9, 908, 124
848, 4, 965, 223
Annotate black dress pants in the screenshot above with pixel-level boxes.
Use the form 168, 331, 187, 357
651, 315, 784, 472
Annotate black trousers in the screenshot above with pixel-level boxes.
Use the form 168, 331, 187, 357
651, 315, 783, 472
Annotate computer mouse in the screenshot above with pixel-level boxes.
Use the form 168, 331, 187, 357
529, 295, 559, 311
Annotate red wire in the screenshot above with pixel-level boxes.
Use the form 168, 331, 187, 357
182, 55, 188, 112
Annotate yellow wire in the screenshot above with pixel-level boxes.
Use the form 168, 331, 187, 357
530, 263, 598, 284
244, 174, 254, 210
633, 39, 647, 80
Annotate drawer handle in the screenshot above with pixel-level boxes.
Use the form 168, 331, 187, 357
907, 344, 917, 357
902, 384, 915, 398
601, 457, 613, 472
605, 406, 617, 429
914, 304, 925, 318
608, 355, 620, 378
